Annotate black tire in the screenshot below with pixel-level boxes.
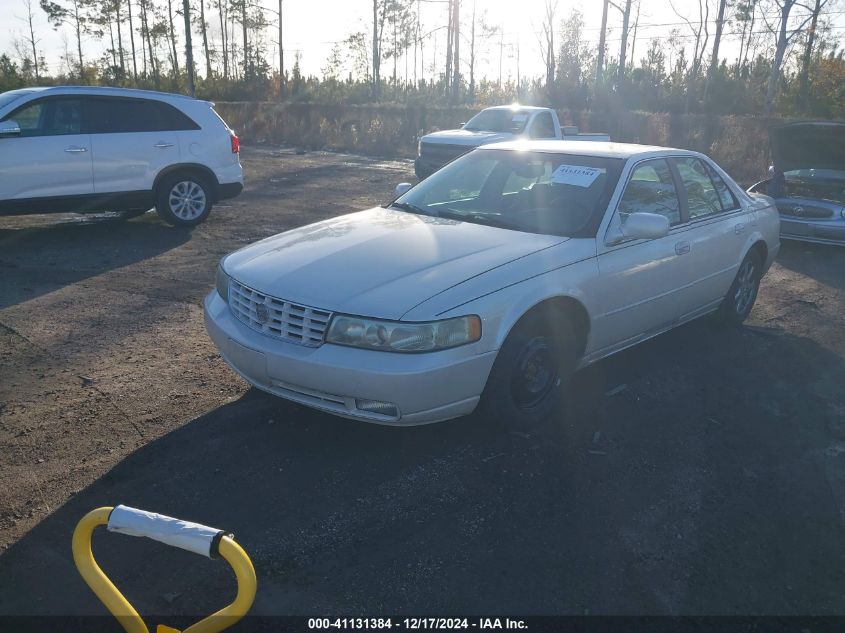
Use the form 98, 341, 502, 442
154, 172, 214, 227
480, 311, 577, 430
718, 249, 763, 325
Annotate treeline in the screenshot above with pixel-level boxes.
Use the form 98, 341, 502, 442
1, 0, 843, 119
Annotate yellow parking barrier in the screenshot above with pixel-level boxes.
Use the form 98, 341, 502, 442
72, 505, 256, 633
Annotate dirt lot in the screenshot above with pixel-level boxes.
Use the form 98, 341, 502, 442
1, 146, 844, 621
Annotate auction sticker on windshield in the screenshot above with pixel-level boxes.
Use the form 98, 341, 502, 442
551, 164, 602, 187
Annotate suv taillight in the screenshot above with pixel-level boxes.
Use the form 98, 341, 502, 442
230, 134, 240, 154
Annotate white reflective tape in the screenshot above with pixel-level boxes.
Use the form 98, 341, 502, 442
107, 505, 223, 558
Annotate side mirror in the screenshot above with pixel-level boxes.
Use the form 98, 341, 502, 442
459, 122, 466, 127
608, 212, 670, 244
394, 182, 413, 198
622, 212, 670, 240
0, 120, 21, 137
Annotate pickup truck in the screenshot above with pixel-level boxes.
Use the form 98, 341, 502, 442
414, 105, 610, 180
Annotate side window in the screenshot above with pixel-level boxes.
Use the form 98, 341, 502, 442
157, 102, 200, 130
3, 99, 82, 136
529, 112, 556, 139
704, 161, 739, 211
675, 157, 724, 220
617, 159, 681, 226
86, 98, 161, 133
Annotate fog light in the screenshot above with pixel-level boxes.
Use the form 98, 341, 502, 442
355, 399, 399, 418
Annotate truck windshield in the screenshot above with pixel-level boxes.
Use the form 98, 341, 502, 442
463, 109, 532, 133
393, 149, 624, 238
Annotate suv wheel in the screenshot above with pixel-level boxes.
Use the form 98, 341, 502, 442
480, 312, 577, 430
155, 173, 213, 226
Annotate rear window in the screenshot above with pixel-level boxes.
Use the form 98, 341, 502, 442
84, 98, 200, 133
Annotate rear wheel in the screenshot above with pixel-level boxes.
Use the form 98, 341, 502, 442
718, 250, 762, 325
155, 173, 214, 226
480, 312, 577, 430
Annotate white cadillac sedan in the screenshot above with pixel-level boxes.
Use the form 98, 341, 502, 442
204, 141, 780, 428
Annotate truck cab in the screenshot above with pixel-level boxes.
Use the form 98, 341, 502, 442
414, 105, 609, 180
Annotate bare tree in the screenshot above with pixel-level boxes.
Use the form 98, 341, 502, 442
797, 0, 830, 111
539, 0, 558, 89
596, 0, 609, 83
451, 0, 460, 97
670, 0, 710, 110
182, 0, 195, 94
40, 0, 94, 79
19, 0, 41, 80
126, 0, 138, 78
761, 0, 818, 115
610, 0, 633, 80
166, 0, 179, 75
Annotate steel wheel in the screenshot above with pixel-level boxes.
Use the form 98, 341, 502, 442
510, 336, 559, 412
168, 180, 207, 221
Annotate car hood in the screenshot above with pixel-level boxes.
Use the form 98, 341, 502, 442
223, 207, 567, 320
770, 122, 845, 173
421, 129, 516, 147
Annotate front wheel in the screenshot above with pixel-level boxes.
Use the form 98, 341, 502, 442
718, 250, 762, 325
480, 312, 577, 430
155, 173, 214, 226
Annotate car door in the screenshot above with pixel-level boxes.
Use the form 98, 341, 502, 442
86, 97, 180, 195
669, 156, 752, 319
0, 96, 93, 201
591, 158, 688, 355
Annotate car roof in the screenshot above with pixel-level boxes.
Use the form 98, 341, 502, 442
5, 85, 201, 103
481, 105, 552, 113
479, 139, 687, 159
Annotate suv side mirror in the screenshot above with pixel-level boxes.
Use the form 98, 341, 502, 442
0, 120, 21, 137
394, 182, 413, 197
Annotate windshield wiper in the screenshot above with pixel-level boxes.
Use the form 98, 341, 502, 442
437, 210, 519, 230
389, 201, 431, 216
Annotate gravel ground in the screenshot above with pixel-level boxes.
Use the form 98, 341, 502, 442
0, 146, 844, 621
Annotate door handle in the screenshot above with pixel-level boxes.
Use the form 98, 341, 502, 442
153, 142, 175, 148
674, 241, 690, 255
734, 223, 746, 234
64, 146, 87, 153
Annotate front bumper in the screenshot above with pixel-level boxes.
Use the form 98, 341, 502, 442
780, 217, 845, 245
203, 291, 497, 425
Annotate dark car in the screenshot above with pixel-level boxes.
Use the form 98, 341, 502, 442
748, 121, 845, 246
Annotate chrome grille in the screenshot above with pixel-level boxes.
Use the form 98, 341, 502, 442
229, 280, 332, 347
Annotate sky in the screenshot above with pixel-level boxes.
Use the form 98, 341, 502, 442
1, 0, 843, 81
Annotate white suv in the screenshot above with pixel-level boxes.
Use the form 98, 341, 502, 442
0, 86, 243, 226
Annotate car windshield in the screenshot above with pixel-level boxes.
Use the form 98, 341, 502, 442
0, 89, 35, 111
463, 109, 532, 133
393, 149, 624, 237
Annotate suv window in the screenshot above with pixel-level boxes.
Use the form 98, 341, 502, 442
529, 112, 556, 139
84, 97, 199, 133
618, 159, 681, 226
675, 157, 725, 219
3, 98, 83, 136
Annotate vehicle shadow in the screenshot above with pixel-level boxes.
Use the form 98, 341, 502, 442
0, 213, 192, 310
1, 320, 843, 622
775, 239, 845, 292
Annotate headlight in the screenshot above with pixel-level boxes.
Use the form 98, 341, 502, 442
326, 314, 481, 353
216, 263, 230, 302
